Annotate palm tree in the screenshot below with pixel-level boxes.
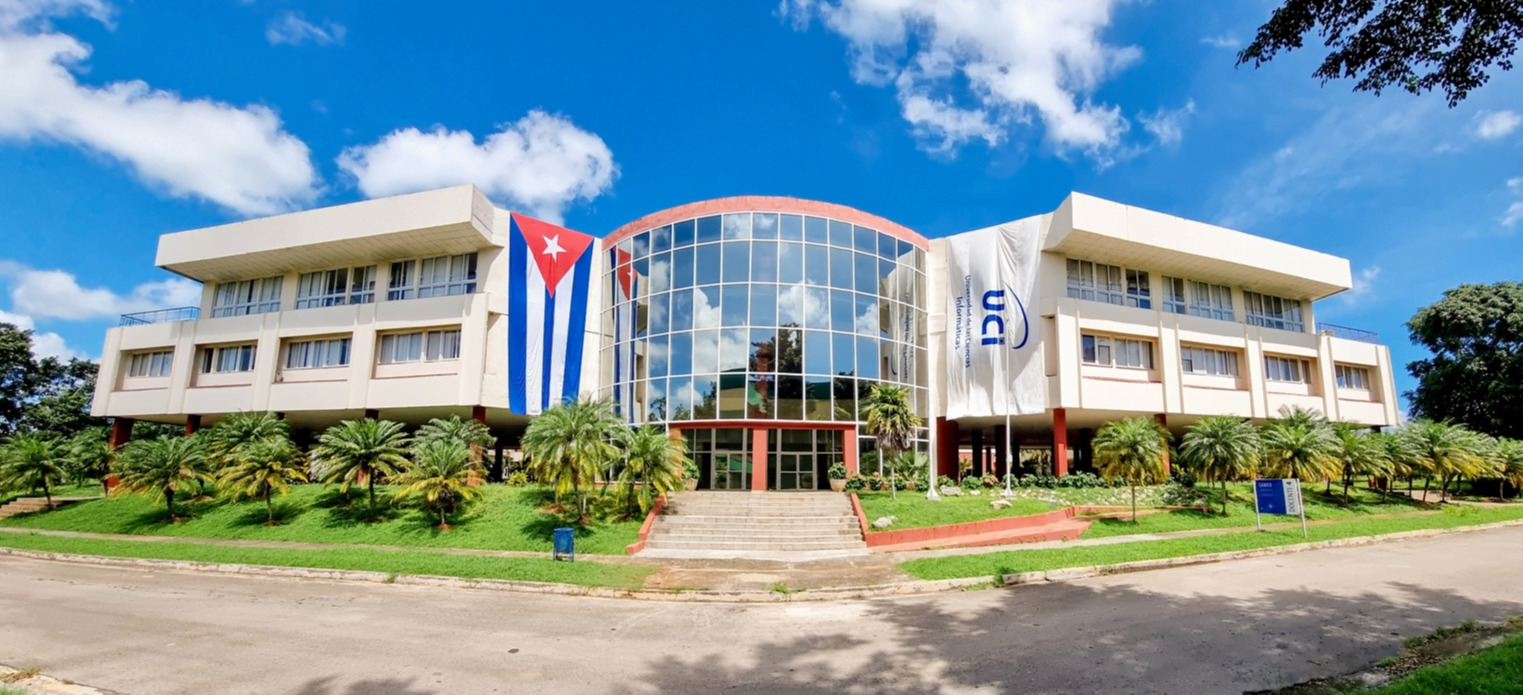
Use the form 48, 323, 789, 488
414, 415, 496, 451
1093, 417, 1171, 523
521, 398, 624, 519
0, 434, 69, 507
860, 384, 923, 501
1331, 424, 1393, 505
207, 412, 291, 469
1260, 407, 1340, 483
1498, 438, 1523, 499
392, 439, 483, 529
65, 429, 113, 490
1178, 416, 1260, 516
311, 418, 410, 511
617, 426, 689, 519
219, 437, 308, 524
1401, 419, 1486, 502
1377, 430, 1418, 499
113, 435, 212, 520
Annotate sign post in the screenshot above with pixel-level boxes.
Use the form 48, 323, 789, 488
1254, 478, 1308, 538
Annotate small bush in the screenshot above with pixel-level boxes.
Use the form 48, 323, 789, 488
843, 475, 868, 492
937, 475, 955, 490
959, 476, 982, 491
827, 462, 848, 480
980, 474, 1000, 489
505, 471, 529, 486
1162, 481, 1211, 507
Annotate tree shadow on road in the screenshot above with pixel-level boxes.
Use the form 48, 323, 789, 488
612, 578, 1523, 694
289, 675, 435, 695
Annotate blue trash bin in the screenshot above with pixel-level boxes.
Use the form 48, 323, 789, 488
553, 527, 575, 562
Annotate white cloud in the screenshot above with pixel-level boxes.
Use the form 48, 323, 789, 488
265, 11, 345, 46
1138, 100, 1195, 146
1342, 266, 1381, 306
0, 1, 320, 215
1200, 34, 1240, 49
337, 110, 617, 224
0, 262, 201, 321
783, 0, 1139, 158
0, 308, 80, 359
1504, 177, 1523, 228
1475, 110, 1521, 139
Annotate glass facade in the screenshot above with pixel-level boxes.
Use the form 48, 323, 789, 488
602, 211, 929, 430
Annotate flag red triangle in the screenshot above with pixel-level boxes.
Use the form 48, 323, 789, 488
512, 213, 596, 297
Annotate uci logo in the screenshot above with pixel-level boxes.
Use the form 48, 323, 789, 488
979, 288, 1030, 350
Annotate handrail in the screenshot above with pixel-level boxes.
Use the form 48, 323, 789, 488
120, 306, 199, 326
1316, 322, 1378, 343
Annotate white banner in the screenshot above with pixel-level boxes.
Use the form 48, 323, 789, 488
944, 219, 1046, 418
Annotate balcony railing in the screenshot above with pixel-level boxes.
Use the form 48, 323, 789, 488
1316, 322, 1378, 344
120, 306, 199, 327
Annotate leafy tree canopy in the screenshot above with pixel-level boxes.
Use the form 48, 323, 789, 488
1238, 0, 1521, 105
1406, 282, 1523, 439
0, 322, 103, 439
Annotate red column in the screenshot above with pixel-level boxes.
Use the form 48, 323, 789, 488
106, 417, 134, 491
184, 414, 201, 437
469, 406, 489, 486
750, 427, 769, 492
1053, 408, 1069, 477
1155, 413, 1171, 477
844, 425, 858, 476
935, 418, 957, 480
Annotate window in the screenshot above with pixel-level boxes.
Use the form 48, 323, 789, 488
127, 350, 173, 378
1336, 364, 1371, 390
1082, 334, 1153, 369
387, 260, 415, 301
1067, 259, 1123, 304
1244, 291, 1305, 332
1180, 346, 1239, 377
1161, 276, 1186, 314
200, 344, 257, 373
284, 338, 351, 369
1188, 281, 1235, 321
211, 277, 282, 317
378, 328, 461, 364
1264, 355, 1312, 383
1124, 269, 1151, 309
417, 253, 478, 298
349, 265, 377, 304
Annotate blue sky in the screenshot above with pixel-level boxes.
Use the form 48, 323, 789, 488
0, 0, 1519, 408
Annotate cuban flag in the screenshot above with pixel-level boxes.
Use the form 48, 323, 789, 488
508, 213, 597, 415
609, 248, 639, 421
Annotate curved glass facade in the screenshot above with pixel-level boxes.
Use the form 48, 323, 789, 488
602, 210, 928, 427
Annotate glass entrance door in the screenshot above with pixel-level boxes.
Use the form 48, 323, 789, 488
775, 453, 815, 490
711, 451, 751, 489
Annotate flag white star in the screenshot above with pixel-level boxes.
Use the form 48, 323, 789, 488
541, 234, 565, 261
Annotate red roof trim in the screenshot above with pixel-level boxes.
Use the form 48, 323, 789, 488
602, 196, 929, 250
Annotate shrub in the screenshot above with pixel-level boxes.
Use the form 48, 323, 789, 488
959, 476, 982, 491
844, 475, 868, 492
980, 474, 1000, 489
1162, 481, 1212, 507
937, 475, 955, 489
1171, 468, 1198, 488
505, 471, 529, 486
827, 462, 848, 480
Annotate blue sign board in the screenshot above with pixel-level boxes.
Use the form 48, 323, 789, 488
1255, 479, 1288, 515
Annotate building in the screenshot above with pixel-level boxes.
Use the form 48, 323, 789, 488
92, 186, 1400, 486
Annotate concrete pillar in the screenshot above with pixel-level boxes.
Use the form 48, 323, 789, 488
364, 408, 380, 420
1155, 413, 1171, 477
935, 418, 957, 480
184, 414, 202, 437
1077, 428, 1094, 473
106, 417, 133, 491
995, 425, 1008, 478
1053, 408, 1069, 477
844, 426, 858, 476
751, 427, 769, 492
971, 429, 984, 478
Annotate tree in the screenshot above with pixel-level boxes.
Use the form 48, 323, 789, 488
1238, 0, 1521, 106
1093, 417, 1171, 523
218, 437, 308, 524
414, 415, 496, 473
0, 322, 104, 439
860, 384, 923, 501
1330, 424, 1394, 504
311, 419, 410, 511
392, 439, 483, 529
113, 435, 212, 520
521, 399, 624, 519
1406, 282, 1523, 440
64, 428, 112, 489
1179, 416, 1261, 516
617, 426, 689, 519
0, 433, 68, 506
1401, 419, 1487, 501
207, 412, 291, 471
1498, 438, 1523, 498
1260, 407, 1341, 482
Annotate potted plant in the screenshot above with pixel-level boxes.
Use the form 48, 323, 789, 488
682, 460, 700, 491
828, 462, 848, 492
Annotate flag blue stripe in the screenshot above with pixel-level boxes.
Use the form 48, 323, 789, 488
507, 218, 528, 415
561, 248, 594, 403
540, 282, 556, 410
609, 250, 621, 410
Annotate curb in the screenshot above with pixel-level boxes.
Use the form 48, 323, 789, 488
3, 518, 1521, 603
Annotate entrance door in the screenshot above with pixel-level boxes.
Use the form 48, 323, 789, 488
711, 451, 751, 490
775, 453, 816, 491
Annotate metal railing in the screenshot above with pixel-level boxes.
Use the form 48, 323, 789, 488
1316, 322, 1379, 344
120, 306, 199, 326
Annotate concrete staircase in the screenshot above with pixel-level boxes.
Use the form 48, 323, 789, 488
638, 491, 869, 560
0, 496, 89, 520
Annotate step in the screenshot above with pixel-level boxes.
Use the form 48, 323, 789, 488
636, 548, 872, 561
645, 539, 868, 552
654, 519, 860, 531
650, 530, 865, 542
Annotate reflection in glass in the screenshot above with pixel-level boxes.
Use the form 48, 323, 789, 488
829, 248, 853, 290
673, 247, 694, 288
670, 331, 692, 375
696, 244, 721, 286
831, 290, 853, 333
670, 289, 693, 332
719, 372, 746, 418
697, 216, 721, 244
750, 284, 776, 327
854, 293, 878, 336
720, 327, 747, 372
777, 285, 802, 326
749, 375, 774, 419
749, 328, 776, 372
673, 219, 695, 247
829, 220, 852, 247
804, 244, 829, 286
693, 286, 720, 330
777, 327, 802, 373
633, 232, 650, 260
753, 213, 778, 239
693, 375, 717, 419
776, 375, 803, 420
647, 379, 666, 422
780, 214, 803, 241
693, 330, 719, 373
721, 285, 748, 326
857, 337, 879, 379
668, 376, 692, 420
722, 242, 749, 283
649, 293, 669, 334
722, 213, 751, 240
833, 333, 855, 376
751, 241, 777, 282
833, 377, 856, 419
652, 225, 672, 254
805, 376, 831, 421
778, 243, 803, 284
854, 253, 876, 294
805, 330, 830, 375
805, 288, 830, 329
804, 216, 828, 244
878, 232, 897, 259
853, 225, 876, 253
649, 335, 669, 378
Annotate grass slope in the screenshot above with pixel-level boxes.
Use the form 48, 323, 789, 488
0, 532, 652, 588
0, 484, 641, 555
856, 491, 1054, 530
1082, 483, 1430, 538
0, 483, 103, 506
899, 505, 1523, 581
1367, 631, 1523, 694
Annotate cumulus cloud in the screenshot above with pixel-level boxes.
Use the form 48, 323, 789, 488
1475, 110, 1521, 139
783, 0, 1139, 158
337, 110, 617, 223
0, 0, 320, 215
0, 308, 80, 359
265, 11, 345, 46
1504, 177, 1523, 228
0, 261, 201, 321
1139, 100, 1195, 146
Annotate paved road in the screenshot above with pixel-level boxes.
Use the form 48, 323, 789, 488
3, 527, 1522, 695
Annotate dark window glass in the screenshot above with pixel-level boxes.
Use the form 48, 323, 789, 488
670, 331, 692, 375
833, 377, 856, 419
672, 247, 694, 289
832, 332, 855, 376
632, 232, 650, 260
855, 253, 877, 294
777, 328, 802, 373
878, 232, 897, 259
854, 225, 877, 253
672, 219, 695, 247
750, 328, 776, 372
749, 375, 775, 419
805, 376, 832, 421
696, 216, 722, 244
776, 375, 803, 420
651, 225, 672, 254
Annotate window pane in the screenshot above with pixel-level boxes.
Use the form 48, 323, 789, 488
692, 375, 718, 419
805, 330, 831, 375
669, 331, 692, 375
649, 293, 670, 334
693, 330, 720, 373
853, 225, 877, 253
778, 242, 803, 284
750, 284, 777, 327
751, 241, 777, 282
672, 219, 695, 247
695, 244, 721, 286
722, 241, 749, 283
752, 213, 778, 240
805, 288, 830, 329
831, 290, 854, 332
857, 337, 879, 379
693, 286, 721, 329
833, 377, 856, 419
670, 289, 694, 332
668, 247, 693, 290
854, 253, 876, 294
776, 375, 803, 420
832, 332, 854, 376
828, 220, 852, 247
750, 328, 776, 372
779, 214, 803, 241
777, 328, 802, 373
1082, 335, 1096, 363
721, 284, 748, 326
804, 244, 829, 286
648, 335, 669, 377
805, 377, 831, 421
804, 216, 828, 244
854, 293, 877, 336
829, 248, 853, 290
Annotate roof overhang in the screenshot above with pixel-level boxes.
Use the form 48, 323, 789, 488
156, 186, 498, 282
1046, 193, 1352, 301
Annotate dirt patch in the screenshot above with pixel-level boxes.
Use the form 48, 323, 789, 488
1253, 616, 1523, 694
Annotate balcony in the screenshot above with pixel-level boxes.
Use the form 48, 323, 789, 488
120, 307, 199, 327
1316, 322, 1378, 344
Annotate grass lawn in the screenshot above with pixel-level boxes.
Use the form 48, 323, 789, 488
0, 484, 641, 555
857, 491, 1054, 530
0, 532, 653, 588
1082, 483, 1428, 538
1366, 631, 1523, 694
899, 505, 1523, 581
0, 483, 104, 506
